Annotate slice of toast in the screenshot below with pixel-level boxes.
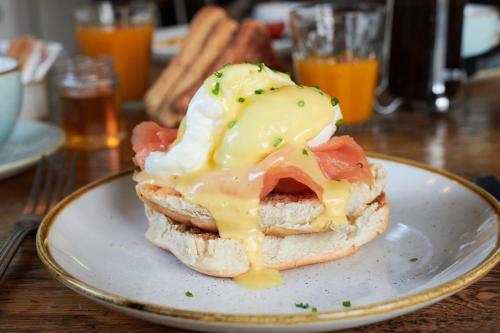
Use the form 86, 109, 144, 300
156, 17, 238, 127
145, 6, 227, 119
146, 6, 288, 128
169, 19, 287, 118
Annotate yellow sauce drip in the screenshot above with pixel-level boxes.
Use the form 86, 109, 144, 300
233, 267, 283, 289
176, 167, 280, 288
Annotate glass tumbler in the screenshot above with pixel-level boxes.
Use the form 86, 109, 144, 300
291, 3, 386, 124
57, 56, 122, 150
75, 2, 155, 102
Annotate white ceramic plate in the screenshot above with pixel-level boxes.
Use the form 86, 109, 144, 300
153, 26, 292, 62
37, 155, 499, 332
0, 121, 65, 180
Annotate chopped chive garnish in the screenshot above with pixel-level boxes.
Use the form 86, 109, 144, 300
185, 291, 193, 297
228, 120, 237, 128
297, 100, 305, 107
409, 258, 418, 262
312, 307, 318, 312
335, 118, 343, 127
331, 97, 340, 106
134, 166, 141, 172
238, 97, 245, 103
312, 85, 324, 95
214, 71, 223, 78
255, 89, 264, 95
212, 82, 220, 95
223, 63, 231, 67
302, 148, 309, 156
295, 302, 309, 309
255, 62, 264, 72
243, 60, 249, 64
342, 300, 351, 307
273, 137, 283, 147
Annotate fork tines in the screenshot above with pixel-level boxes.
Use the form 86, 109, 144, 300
22, 152, 77, 217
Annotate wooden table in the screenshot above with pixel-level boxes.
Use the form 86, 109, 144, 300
1, 78, 499, 332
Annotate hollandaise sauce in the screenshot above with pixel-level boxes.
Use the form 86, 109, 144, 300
144, 63, 350, 289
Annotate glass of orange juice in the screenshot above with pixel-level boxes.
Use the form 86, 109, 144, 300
74, 2, 155, 102
291, 3, 386, 124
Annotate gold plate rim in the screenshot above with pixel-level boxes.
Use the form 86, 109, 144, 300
36, 153, 500, 325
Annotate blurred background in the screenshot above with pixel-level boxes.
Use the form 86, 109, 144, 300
0, 0, 499, 178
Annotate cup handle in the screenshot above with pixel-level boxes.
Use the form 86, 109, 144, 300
373, 0, 402, 115
374, 77, 402, 115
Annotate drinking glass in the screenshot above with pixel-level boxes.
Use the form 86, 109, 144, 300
57, 56, 122, 149
74, 2, 155, 102
291, 3, 386, 124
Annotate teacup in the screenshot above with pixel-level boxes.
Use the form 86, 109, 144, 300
0, 57, 22, 144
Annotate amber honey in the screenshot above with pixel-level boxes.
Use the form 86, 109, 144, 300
61, 86, 121, 149
295, 56, 379, 124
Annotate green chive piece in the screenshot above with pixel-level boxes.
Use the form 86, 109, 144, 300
214, 71, 223, 78
335, 119, 343, 127
342, 300, 351, 307
212, 82, 220, 95
297, 100, 305, 107
185, 291, 193, 297
273, 137, 283, 147
409, 258, 418, 262
228, 120, 237, 128
134, 166, 141, 172
312, 307, 318, 312
223, 63, 231, 67
255, 89, 264, 95
238, 97, 245, 103
256, 62, 264, 72
313, 85, 324, 95
295, 302, 309, 309
331, 97, 340, 106
302, 148, 309, 156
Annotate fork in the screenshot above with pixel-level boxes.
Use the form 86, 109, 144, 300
0, 153, 77, 281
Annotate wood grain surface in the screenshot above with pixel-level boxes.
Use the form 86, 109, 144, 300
0, 78, 499, 332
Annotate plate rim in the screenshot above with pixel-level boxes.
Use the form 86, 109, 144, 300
0, 121, 65, 175
36, 153, 500, 325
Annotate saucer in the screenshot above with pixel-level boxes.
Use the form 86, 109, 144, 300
0, 121, 65, 180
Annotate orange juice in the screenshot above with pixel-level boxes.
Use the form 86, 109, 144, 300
295, 57, 379, 124
76, 24, 153, 101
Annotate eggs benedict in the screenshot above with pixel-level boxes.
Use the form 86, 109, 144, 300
132, 63, 388, 289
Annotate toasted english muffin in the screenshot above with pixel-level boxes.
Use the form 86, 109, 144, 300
144, 192, 388, 277
136, 164, 386, 236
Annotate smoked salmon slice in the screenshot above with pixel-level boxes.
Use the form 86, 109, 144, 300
131, 121, 371, 197
261, 166, 323, 198
260, 136, 372, 197
132, 121, 177, 168
311, 135, 373, 184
